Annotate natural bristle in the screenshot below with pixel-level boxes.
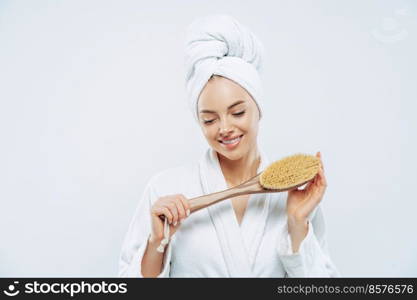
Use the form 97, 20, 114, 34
260, 153, 320, 189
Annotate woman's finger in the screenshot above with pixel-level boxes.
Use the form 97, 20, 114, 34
313, 173, 318, 186
178, 194, 191, 218
318, 151, 324, 172
321, 168, 327, 186
304, 178, 314, 193
154, 206, 173, 224
165, 200, 178, 226
317, 167, 327, 187
304, 180, 314, 191
174, 197, 186, 223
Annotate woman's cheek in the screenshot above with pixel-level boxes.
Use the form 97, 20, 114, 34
205, 130, 217, 146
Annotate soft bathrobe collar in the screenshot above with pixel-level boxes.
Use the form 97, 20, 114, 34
198, 147, 272, 277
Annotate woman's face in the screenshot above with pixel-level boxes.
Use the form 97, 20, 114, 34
197, 75, 260, 161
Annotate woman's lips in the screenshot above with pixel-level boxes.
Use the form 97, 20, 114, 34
219, 134, 244, 150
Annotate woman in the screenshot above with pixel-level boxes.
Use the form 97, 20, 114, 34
118, 14, 340, 277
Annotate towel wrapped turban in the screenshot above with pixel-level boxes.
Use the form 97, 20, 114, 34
184, 14, 265, 123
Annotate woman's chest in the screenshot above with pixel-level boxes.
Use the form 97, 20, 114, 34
169, 203, 287, 277
231, 194, 250, 226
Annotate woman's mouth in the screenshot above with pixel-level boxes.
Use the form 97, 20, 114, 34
219, 134, 244, 150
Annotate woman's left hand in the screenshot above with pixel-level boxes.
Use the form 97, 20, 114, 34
285, 151, 326, 252
287, 151, 327, 223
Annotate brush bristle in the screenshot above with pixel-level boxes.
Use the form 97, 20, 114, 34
260, 153, 320, 189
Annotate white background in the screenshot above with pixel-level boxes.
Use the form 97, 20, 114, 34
0, 0, 416, 277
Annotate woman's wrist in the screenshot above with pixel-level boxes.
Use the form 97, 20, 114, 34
148, 234, 164, 246
287, 217, 309, 253
288, 215, 308, 230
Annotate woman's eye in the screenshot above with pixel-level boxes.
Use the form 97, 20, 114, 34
233, 111, 245, 116
203, 111, 244, 124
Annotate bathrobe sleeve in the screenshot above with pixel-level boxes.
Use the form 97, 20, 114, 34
118, 176, 172, 277
276, 204, 340, 277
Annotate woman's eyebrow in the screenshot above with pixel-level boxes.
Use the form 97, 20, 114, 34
199, 100, 245, 114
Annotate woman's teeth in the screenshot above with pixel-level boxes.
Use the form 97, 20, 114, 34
220, 135, 243, 147
222, 137, 241, 144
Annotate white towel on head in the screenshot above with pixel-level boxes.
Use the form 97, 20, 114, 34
184, 14, 265, 123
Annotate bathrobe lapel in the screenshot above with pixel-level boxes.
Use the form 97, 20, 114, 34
198, 148, 271, 277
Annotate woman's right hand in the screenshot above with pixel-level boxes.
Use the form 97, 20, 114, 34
149, 194, 190, 243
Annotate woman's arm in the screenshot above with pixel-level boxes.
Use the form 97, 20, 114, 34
118, 178, 173, 278
141, 236, 166, 277
277, 204, 340, 277
287, 217, 309, 253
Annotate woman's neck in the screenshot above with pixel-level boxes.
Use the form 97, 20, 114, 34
217, 147, 261, 186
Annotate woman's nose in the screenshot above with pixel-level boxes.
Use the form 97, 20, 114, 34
220, 127, 232, 135
219, 120, 233, 135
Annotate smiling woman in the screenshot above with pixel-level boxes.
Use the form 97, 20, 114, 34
118, 14, 340, 278
198, 75, 261, 166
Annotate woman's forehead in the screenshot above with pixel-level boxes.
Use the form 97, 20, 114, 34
199, 79, 251, 109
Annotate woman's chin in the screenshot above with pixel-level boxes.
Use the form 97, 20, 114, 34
216, 147, 246, 161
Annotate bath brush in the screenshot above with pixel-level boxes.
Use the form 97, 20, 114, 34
156, 153, 321, 252
188, 153, 321, 213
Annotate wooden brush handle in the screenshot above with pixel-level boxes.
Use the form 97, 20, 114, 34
189, 173, 279, 213
159, 172, 311, 221
188, 172, 315, 213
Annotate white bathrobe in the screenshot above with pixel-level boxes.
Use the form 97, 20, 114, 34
118, 148, 340, 277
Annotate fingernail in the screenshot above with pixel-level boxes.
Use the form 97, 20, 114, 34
174, 221, 177, 226
186, 209, 190, 216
